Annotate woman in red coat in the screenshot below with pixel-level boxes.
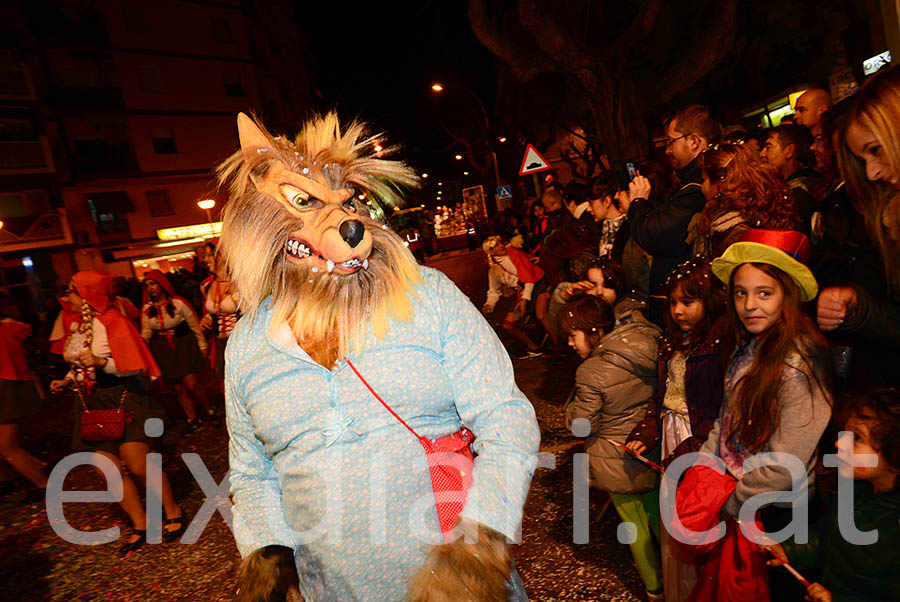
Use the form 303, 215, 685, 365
0, 293, 48, 493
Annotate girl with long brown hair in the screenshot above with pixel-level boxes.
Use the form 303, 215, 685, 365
689, 143, 800, 258
698, 229, 833, 596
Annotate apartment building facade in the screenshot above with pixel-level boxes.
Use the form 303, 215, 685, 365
0, 0, 313, 311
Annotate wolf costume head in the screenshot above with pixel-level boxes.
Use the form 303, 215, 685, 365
217, 112, 422, 369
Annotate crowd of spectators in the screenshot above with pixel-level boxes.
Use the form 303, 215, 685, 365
476, 67, 900, 602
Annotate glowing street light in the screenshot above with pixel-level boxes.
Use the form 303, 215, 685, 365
429, 82, 501, 202
197, 199, 216, 235
422, 173, 428, 178
463, 171, 469, 176
498, 137, 507, 143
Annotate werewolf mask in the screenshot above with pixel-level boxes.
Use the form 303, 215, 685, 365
217, 113, 422, 369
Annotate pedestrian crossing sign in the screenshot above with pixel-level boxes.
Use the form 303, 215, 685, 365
518, 144, 552, 175
497, 185, 512, 200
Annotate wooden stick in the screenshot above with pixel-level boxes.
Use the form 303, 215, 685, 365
603, 437, 664, 472
762, 549, 811, 587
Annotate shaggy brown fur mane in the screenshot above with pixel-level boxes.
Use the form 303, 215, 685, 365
217, 112, 422, 368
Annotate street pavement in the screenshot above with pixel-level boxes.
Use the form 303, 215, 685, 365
0, 249, 646, 601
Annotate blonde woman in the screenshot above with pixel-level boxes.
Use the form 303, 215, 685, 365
819, 67, 900, 380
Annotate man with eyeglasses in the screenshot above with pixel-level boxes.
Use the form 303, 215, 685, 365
618, 104, 721, 325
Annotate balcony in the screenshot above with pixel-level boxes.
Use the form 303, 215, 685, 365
0, 137, 55, 174
0, 209, 73, 253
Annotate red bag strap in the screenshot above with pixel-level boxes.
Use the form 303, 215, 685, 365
345, 358, 422, 440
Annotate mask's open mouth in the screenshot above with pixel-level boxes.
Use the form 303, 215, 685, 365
284, 238, 369, 273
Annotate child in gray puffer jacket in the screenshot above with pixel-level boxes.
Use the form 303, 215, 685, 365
561, 294, 662, 599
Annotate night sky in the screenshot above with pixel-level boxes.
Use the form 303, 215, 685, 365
301, 1, 497, 181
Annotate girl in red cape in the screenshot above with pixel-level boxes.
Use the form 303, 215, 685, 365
0, 291, 49, 495
50, 270, 185, 556
481, 236, 545, 358
198, 243, 241, 395
140, 269, 215, 432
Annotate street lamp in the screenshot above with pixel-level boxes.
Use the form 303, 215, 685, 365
430, 82, 502, 206
198, 199, 216, 236
455, 154, 463, 160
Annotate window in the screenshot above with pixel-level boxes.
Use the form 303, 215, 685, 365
147, 189, 173, 216
210, 18, 233, 43
224, 70, 245, 97
138, 66, 164, 94
151, 127, 177, 154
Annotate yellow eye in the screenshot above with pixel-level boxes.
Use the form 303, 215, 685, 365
280, 185, 322, 210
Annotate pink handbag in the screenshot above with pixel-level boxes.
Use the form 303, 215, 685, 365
346, 359, 474, 541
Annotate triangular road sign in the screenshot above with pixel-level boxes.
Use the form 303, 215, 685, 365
518, 143, 552, 175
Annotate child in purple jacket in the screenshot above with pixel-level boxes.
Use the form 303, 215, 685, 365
626, 258, 730, 601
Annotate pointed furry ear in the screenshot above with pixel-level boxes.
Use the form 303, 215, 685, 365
237, 112, 271, 153
237, 113, 277, 191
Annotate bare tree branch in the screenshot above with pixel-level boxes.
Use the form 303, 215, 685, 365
611, 0, 663, 58
652, 0, 738, 102
467, 0, 556, 82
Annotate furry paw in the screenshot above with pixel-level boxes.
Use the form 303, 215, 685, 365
407, 519, 511, 602
235, 545, 304, 602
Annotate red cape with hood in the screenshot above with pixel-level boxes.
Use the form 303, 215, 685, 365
142, 269, 199, 320
505, 247, 544, 284
72, 270, 161, 377
674, 459, 770, 602
0, 320, 32, 380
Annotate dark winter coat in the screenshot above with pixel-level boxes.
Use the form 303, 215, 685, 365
564, 304, 661, 494
626, 316, 730, 465
627, 158, 707, 324
783, 482, 900, 602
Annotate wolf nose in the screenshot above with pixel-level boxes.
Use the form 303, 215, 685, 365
340, 220, 365, 248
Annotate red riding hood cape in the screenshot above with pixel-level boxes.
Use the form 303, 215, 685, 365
505, 247, 544, 284
72, 270, 161, 377
141, 269, 199, 320
674, 459, 770, 602
0, 320, 33, 381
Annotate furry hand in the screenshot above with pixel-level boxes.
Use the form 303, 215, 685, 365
234, 545, 303, 602
406, 519, 511, 602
